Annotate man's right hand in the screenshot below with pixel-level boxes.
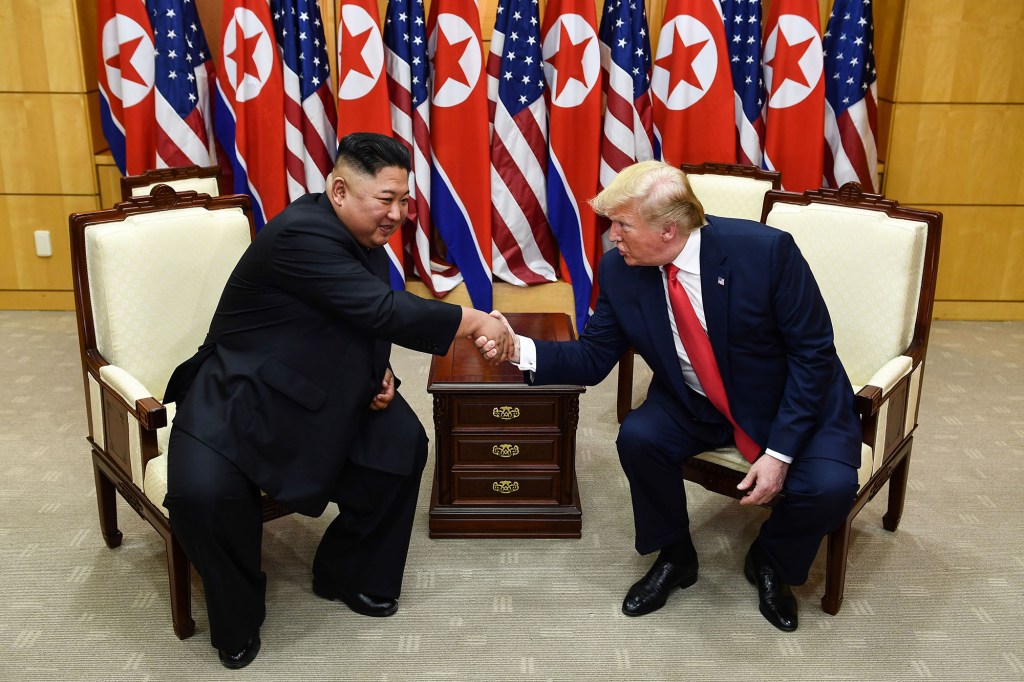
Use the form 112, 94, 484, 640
458, 308, 512, 364
484, 310, 520, 363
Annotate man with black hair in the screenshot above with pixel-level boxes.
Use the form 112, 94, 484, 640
163, 133, 511, 669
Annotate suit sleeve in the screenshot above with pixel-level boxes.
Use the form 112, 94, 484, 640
532, 256, 631, 386
270, 223, 461, 355
765, 231, 842, 457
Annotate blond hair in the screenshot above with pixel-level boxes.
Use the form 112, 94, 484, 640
589, 160, 705, 233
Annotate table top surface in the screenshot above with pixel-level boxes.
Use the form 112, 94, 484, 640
428, 312, 582, 390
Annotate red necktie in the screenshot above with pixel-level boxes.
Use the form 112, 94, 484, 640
665, 264, 761, 463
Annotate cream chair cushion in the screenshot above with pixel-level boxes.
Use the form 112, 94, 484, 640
765, 203, 928, 388
131, 176, 220, 198
693, 443, 874, 491
86, 206, 250, 401
688, 174, 776, 222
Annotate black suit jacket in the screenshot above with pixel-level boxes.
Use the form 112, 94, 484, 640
164, 193, 462, 516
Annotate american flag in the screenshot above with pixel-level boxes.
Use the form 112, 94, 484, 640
487, 0, 559, 286
148, 0, 217, 169
384, 0, 462, 296
597, 0, 660, 205
823, 0, 878, 192
271, 0, 338, 199
720, 0, 765, 166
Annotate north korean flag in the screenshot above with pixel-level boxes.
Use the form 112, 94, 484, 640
542, 0, 602, 331
762, 0, 825, 192
651, 0, 736, 166
215, 0, 288, 228
428, 0, 493, 311
97, 0, 157, 175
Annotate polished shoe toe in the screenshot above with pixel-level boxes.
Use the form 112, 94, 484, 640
622, 558, 699, 617
744, 547, 798, 632
218, 635, 261, 670
313, 578, 398, 617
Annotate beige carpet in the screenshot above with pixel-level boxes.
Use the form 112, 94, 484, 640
0, 310, 1022, 681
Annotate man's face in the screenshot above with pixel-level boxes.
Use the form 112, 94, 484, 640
330, 165, 410, 249
605, 202, 674, 267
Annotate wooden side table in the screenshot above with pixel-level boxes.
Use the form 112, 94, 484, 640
427, 313, 585, 538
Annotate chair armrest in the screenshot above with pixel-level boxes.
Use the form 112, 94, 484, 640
98, 364, 168, 430
852, 355, 914, 417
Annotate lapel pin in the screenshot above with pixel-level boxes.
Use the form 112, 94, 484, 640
717, 276, 725, 286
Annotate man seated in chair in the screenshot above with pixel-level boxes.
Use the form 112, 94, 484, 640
162, 133, 511, 669
486, 160, 860, 632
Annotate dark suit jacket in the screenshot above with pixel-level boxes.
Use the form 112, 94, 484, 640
532, 215, 860, 465
164, 192, 462, 516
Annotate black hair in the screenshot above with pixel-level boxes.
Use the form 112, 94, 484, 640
335, 132, 411, 176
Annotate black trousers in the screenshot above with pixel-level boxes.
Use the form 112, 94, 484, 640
164, 395, 428, 652
616, 390, 858, 586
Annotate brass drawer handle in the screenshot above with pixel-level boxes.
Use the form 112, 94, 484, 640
492, 405, 521, 420
492, 444, 520, 458
492, 480, 520, 494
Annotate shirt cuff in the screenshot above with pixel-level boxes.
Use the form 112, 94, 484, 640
764, 447, 792, 464
513, 335, 537, 371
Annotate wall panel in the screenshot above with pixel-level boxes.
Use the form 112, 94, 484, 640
0, 0, 86, 92
0, 194, 98, 290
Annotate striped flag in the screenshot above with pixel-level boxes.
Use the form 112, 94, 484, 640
428, 0, 493, 311
597, 0, 660, 200
97, 0, 157, 175
384, 0, 463, 297
762, 0, 824, 192
215, 0, 288, 228
271, 0, 337, 199
651, 0, 736, 166
487, 0, 559, 286
823, 0, 878, 192
148, 0, 218, 169
339, 0, 406, 289
720, 0, 765, 166
542, 0, 602, 331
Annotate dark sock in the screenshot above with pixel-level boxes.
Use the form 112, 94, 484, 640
658, 537, 697, 565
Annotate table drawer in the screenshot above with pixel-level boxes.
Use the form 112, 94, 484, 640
452, 472, 561, 505
452, 435, 560, 465
450, 395, 559, 428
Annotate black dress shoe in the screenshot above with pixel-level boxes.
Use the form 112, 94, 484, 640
744, 546, 798, 632
218, 635, 261, 670
622, 557, 699, 616
313, 577, 398, 617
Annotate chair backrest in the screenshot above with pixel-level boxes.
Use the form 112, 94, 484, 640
680, 162, 781, 221
120, 165, 221, 201
71, 186, 254, 400
763, 183, 942, 387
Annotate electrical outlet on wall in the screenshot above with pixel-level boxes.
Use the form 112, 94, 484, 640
34, 230, 53, 257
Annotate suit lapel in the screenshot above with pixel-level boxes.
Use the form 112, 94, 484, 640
698, 222, 732, 383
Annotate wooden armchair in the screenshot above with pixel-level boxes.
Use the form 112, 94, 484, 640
69, 186, 289, 639
120, 164, 222, 200
680, 183, 942, 614
616, 163, 781, 422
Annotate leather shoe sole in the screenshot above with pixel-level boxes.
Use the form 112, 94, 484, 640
622, 559, 699, 617
313, 578, 398, 617
744, 548, 798, 632
219, 635, 260, 670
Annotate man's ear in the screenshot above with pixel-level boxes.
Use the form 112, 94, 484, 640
661, 222, 679, 241
329, 172, 347, 205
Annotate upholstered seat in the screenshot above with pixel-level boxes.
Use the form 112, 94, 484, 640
70, 186, 289, 639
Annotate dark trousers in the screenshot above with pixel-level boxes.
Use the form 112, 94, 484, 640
616, 390, 858, 585
164, 396, 428, 652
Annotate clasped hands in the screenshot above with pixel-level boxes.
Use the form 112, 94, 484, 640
468, 310, 519, 365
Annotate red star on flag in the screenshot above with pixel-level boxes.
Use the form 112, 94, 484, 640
108, 35, 148, 86
226, 20, 263, 87
655, 31, 708, 94
341, 22, 374, 80
545, 22, 593, 99
434, 29, 473, 91
766, 31, 814, 97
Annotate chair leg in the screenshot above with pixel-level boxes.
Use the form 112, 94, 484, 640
93, 459, 123, 549
821, 516, 852, 615
616, 351, 635, 424
883, 444, 912, 532
165, 531, 196, 640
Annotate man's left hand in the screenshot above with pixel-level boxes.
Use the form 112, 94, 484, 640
370, 368, 395, 411
737, 455, 789, 506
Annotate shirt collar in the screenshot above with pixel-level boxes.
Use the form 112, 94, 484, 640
668, 228, 701, 276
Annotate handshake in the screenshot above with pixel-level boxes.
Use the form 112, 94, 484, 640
463, 309, 520, 365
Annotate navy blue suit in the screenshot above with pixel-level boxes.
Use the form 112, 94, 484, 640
532, 216, 860, 584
